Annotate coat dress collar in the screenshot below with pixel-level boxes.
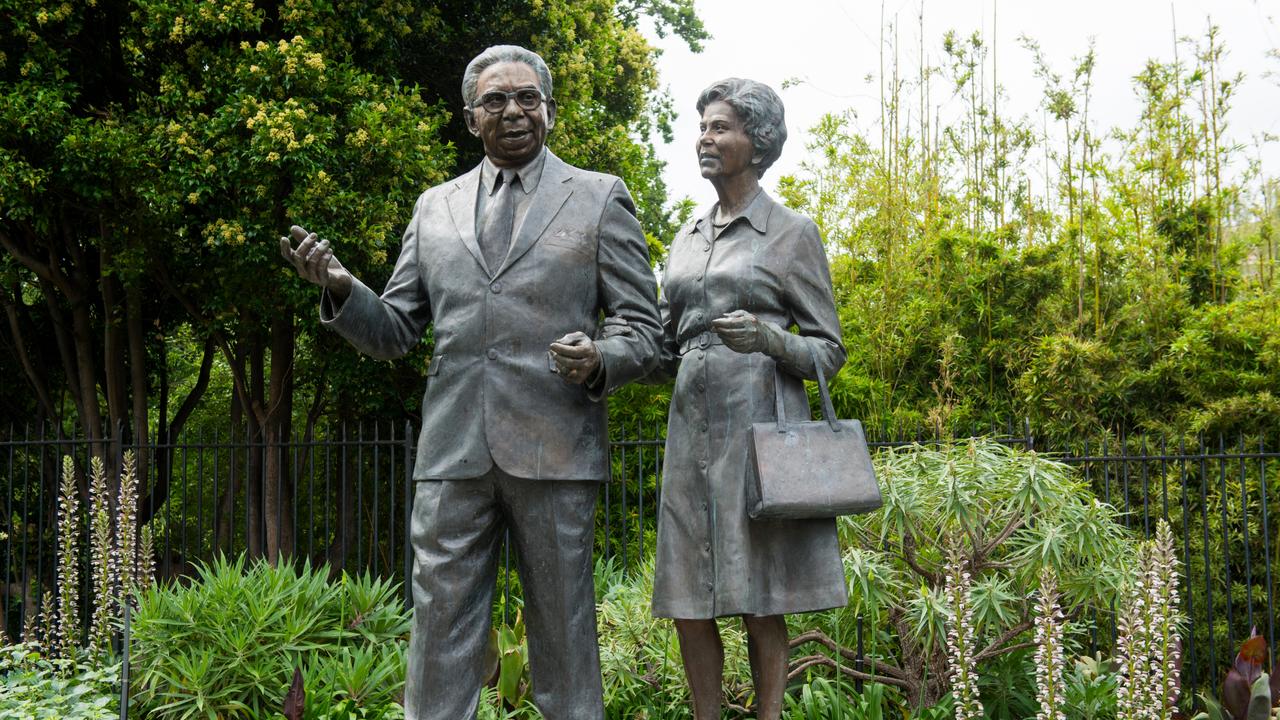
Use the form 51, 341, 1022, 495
690, 188, 774, 245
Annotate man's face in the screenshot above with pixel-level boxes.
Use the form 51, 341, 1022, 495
464, 61, 556, 168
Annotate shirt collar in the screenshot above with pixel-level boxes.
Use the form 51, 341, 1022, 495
692, 188, 773, 237
481, 147, 547, 196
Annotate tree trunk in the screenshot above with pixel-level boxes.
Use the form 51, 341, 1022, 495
263, 314, 296, 564
126, 284, 149, 496
891, 607, 950, 709
215, 379, 242, 554
101, 265, 127, 446
246, 338, 264, 560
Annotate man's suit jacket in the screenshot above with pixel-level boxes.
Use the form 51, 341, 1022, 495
322, 150, 662, 481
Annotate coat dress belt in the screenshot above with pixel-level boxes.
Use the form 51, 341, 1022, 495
678, 330, 725, 355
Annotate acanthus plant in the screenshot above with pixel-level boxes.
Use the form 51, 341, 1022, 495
1035, 567, 1067, 720
1117, 518, 1184, 720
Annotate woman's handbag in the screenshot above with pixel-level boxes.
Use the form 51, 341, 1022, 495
747, 344, 882, 519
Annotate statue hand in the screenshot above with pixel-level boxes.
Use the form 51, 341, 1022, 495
280, 225, 353, 300
549, 331, 602, 385
596, 316, 632, 340
710, 309, 784, 356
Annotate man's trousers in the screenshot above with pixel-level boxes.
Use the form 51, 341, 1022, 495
402, 467, 604, 720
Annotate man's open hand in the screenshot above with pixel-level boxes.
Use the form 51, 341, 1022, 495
280, 225, 353, 300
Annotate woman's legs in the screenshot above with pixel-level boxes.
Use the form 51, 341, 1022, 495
743, 614, 789, 720
674, 618, 724, 719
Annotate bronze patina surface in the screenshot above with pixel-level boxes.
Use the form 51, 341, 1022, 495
281, 44, 661, 720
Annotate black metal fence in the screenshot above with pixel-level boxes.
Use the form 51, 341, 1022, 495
2, 422, 1277, 695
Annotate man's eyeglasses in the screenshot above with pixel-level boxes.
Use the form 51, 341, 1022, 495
473, 88, 546, 114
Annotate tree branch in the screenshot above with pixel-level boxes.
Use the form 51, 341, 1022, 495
973, 618, 1034, 662
167, 336, 216, 440
0, 227, 56, 286
154, 260, 257, 424
789, 629, 908, 680
787, 654, 915, 691
40, 278, 82, 414
981, 513, 1025, 556
900, 529, 942, 586
0, 284, 58, 422
140, 336, 215, 526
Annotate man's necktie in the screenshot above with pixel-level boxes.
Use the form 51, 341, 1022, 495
479, 169, 517, 274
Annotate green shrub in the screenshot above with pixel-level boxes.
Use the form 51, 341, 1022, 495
130, 554, 409, 719
0, 642, 119, 720
816, 439, 1137, 708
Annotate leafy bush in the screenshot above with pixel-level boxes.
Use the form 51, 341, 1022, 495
595, 556, 741, 718
130, 555, 409, 719
1064, 653, 1120, 719
0, 642, 119, 720
813, 439, 1136, 708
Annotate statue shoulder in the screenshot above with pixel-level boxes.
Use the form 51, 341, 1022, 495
547, 152, 623, 196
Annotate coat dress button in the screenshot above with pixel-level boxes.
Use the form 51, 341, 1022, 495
487, 349, 498, 360
490, 281, 502, 293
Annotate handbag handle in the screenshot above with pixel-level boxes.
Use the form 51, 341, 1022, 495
774, 340, 841, 433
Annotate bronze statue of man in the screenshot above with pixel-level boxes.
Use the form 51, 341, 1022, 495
280, 44, 662, 720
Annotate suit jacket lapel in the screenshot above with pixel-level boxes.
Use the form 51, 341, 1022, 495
495, 151, 573, 278
445, 165, 489, 276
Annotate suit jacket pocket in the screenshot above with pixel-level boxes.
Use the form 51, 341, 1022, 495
543, 229, 593, 259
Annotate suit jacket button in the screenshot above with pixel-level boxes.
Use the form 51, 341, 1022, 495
490, 281, 502, 293
487, 349, 498, 360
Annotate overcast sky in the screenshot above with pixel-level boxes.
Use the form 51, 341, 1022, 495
645, 0, 1280, 210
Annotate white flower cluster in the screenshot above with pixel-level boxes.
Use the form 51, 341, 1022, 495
1149, 520, 1183, 720
35, 452, 155, 657
1034, 568, 1067, 720
1117, 519, 1184, 720
54, 456, 81, 655
945, 550, 985, 720
139, 524, 156, 593
35, 591, 56, 652
115, 451, 142, 608
87, 457, 114, 652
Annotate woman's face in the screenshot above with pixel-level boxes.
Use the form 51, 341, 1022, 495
696, 100, 758, 181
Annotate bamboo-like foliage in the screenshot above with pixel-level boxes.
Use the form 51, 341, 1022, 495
780, 19, 1276, 440
54, 456, 80, 655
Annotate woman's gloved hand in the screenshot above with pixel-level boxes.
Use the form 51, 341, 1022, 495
710, 309, 787, 357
